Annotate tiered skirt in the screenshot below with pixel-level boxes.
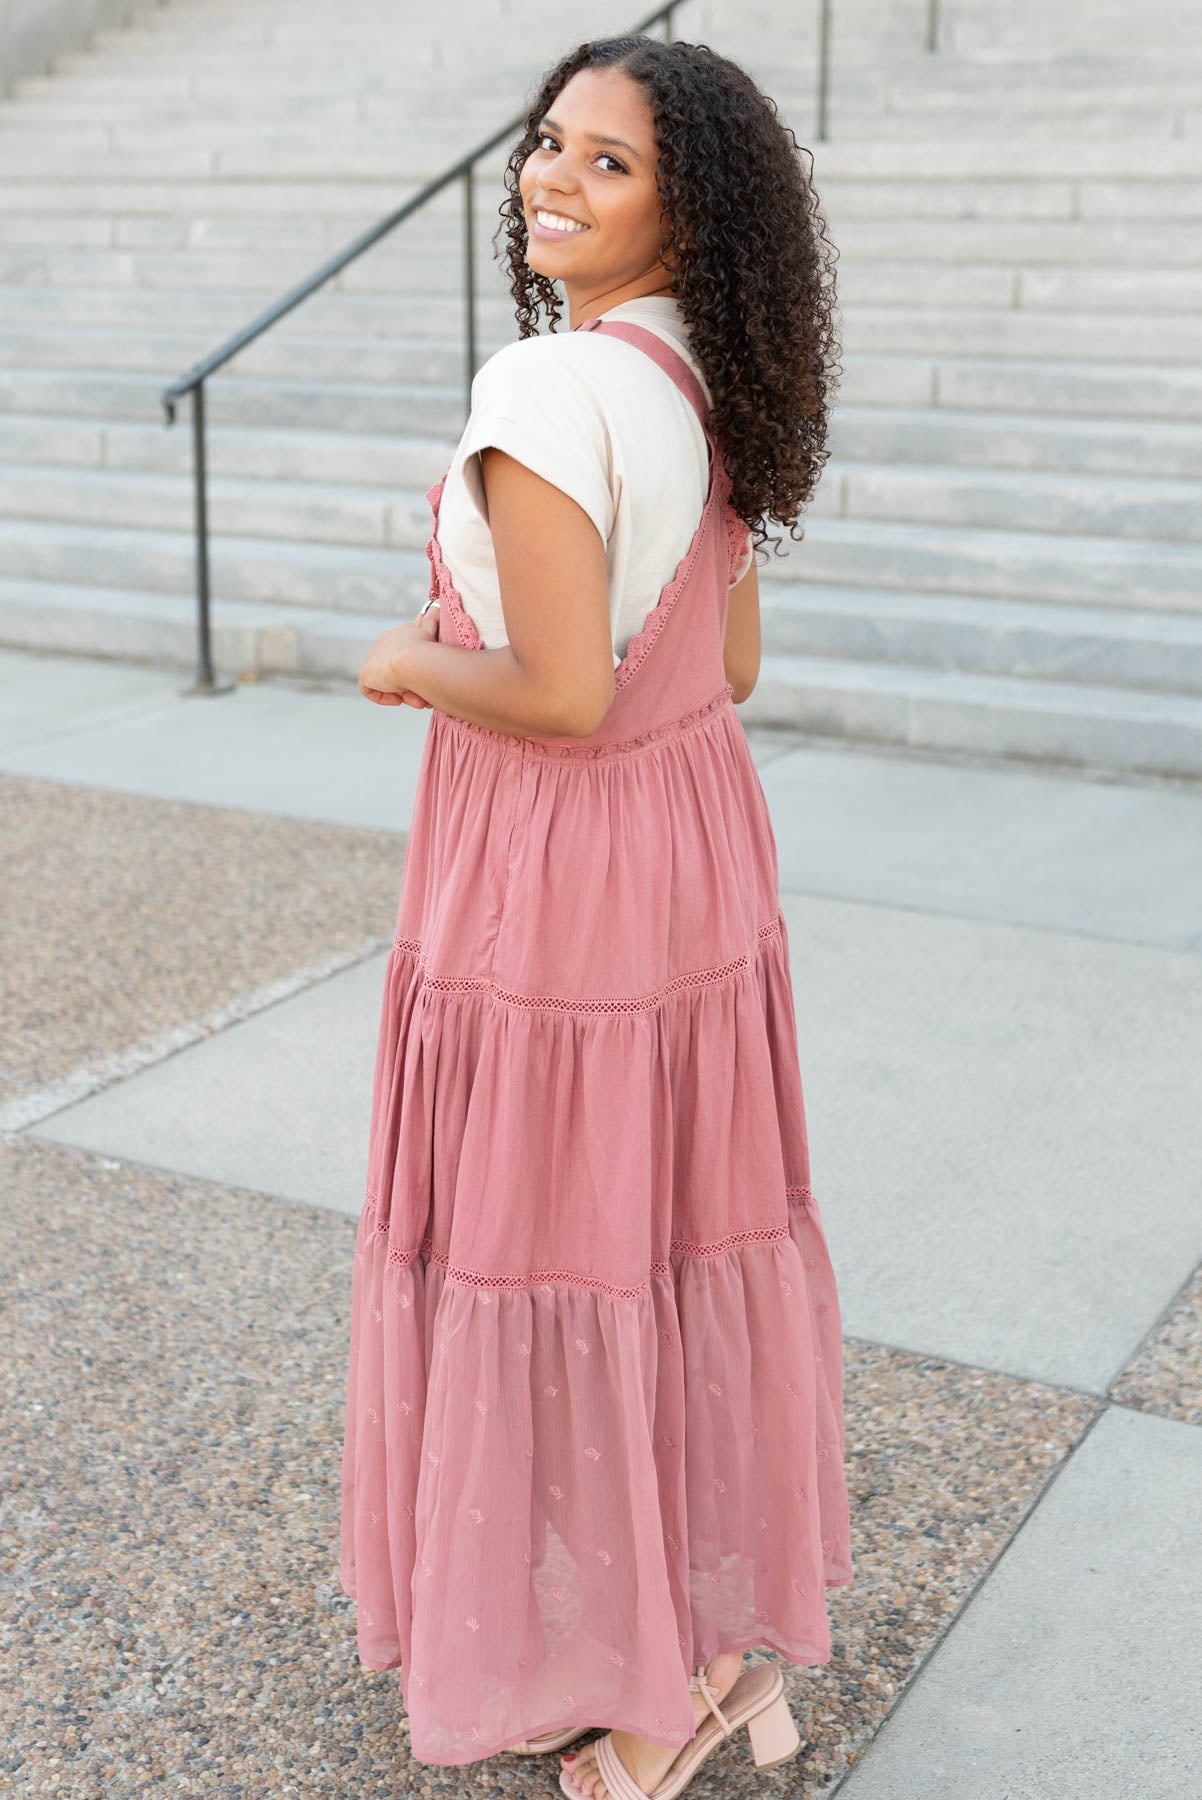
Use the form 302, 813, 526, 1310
340, 689, 853, 1765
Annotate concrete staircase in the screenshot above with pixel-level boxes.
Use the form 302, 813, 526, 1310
0, 0, 1200, 778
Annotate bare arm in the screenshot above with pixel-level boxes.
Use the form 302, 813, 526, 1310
363, 448, 615, 739
723, 554, 761, 703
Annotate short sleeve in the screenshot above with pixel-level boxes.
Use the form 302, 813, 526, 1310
457, 338, 615, 545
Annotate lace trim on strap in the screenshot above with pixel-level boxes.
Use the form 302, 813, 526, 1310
434, 682, 735, 761
363, 1187, 817, 1300
726, 505, 754, 586
391, 916, 783, 1016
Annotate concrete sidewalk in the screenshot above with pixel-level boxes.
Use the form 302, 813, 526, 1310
3, 644, 1200, 1797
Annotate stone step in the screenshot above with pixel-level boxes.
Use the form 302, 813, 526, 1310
7, 449, 1198, 550
0, 462, 431, 547
0, 572, 1196, 779
0, 367, 466, 435
9, 280, 1202, 378
745, 651, 1202, 779
6, 135, 1202, 185
0, 517, 431, 611
0, 412, 454, 487
826, 461, 1202, 541
4, 398, 1197, 488
2, 175, 1200, 225
867, 323, 1202, 389
759, 583, 1202, 694
792, 518, 1202, 613
0, 507, 1197, 616
7, 206, 1202, 268
4, 276, 1202, 379
829, 407, 1202, 480
827, 103, 1188, 137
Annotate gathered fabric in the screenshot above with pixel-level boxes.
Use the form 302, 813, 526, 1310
340, 315, 853, 1767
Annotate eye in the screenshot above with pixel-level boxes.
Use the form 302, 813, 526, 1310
534, 131, 627, 174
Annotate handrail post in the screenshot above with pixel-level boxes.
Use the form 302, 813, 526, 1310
464, 162, 476, 416
816, 0, 831, 141
184, 380, 232, 695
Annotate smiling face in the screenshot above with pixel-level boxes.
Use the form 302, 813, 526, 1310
518, 64, 677, 325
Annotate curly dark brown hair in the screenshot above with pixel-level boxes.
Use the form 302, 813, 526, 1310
491, 34, 841, 565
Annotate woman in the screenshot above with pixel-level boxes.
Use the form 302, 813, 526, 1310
343, 32, 853, 1799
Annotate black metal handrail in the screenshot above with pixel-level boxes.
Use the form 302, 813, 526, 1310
160, 1, 939, 693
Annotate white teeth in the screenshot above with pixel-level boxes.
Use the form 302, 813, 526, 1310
535, 208, 587, 233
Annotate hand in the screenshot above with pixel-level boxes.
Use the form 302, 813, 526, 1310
359, 604, 440, 707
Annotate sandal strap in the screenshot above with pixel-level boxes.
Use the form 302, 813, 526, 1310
594, 1730, 657, 1800
688, 1665, 734, 1737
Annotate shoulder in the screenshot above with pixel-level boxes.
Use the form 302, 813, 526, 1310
471, 329, 605, 398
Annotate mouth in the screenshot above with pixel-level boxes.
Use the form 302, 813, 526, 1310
529, 205, 591, 240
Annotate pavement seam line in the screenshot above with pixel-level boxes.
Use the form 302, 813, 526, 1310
0, 933, 392, 1134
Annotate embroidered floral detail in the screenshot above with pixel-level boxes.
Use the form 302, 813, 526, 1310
757, 1516, 769, 1532
791, 1578, 809, 1597
666, 1534, 680, 1551
794, 1484, 808, 1500
596, 1549, 614, 1566
713, 1477, 727, 1493
548, 1485, 563, 1499
708, 1571, 721, 1585
475, 1398, 488, 1413
754, 1607, 770, 1625
551, 1587, 566, 1602
575, 1337, 590, 1355
518, 1343, 531, 1356
465, 1616, 480, 1632
467, 1508, 485, 1525
543, 1385, 559, 1398
817, 1446, 831, 1462
707, 1382, 723, 1396
427, 1451, 440, 1466
584, 1446, 602, 1461
397, 1398, 413, 1415
609, 1652, 625, 1666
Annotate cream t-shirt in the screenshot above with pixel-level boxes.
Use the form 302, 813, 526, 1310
433, 295, 754, 669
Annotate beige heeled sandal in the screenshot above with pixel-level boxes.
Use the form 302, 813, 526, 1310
558, 1659, 801, 1800
508, 1723, 595, 1755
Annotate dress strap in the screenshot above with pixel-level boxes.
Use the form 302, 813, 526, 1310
575, 314, 712, 437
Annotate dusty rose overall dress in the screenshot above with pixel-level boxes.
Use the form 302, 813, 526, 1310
340, 315, 854, 1767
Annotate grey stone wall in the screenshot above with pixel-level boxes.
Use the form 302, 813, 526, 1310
0, 0, 153, 98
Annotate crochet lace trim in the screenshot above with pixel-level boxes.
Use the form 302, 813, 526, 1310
433, 681, 735, 761
390, 915, 783, 1015
421, 463, 734, 696
362, 1185, 816, 1301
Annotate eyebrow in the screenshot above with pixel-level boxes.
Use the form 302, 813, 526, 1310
537, 116, 644, 161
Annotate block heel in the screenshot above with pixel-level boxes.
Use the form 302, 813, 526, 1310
746, 1688, 802, 1769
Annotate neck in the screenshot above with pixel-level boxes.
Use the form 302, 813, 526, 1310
567, 278, 675, 331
